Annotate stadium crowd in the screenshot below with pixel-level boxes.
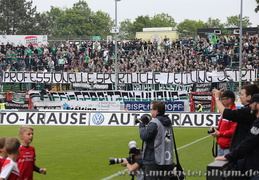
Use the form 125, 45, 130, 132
0, 34, 258, 74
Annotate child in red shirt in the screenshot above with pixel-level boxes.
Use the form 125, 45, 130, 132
0, 137, 20, 180
0, 137, 8, 171
16, 126, 46, 180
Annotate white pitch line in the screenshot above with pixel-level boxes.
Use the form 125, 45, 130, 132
101, 169, 129, 180
101, 135, 211, 180
176, 135, 211, 151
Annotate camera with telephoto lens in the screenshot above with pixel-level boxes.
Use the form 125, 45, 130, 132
135, 114, 151, 125
208, 127, 215, 134
109, 141, 141, 165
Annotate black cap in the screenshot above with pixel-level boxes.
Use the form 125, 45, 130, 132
247, 93, 259, 103
221, 90, 235, 99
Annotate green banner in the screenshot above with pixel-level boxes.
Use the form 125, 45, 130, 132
12, 93, 26, 104
92, 36, 101, 41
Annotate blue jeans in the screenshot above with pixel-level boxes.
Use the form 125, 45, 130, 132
217, 147, 230, 156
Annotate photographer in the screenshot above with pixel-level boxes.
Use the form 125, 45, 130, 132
212, 85, 259, 150
120, 151, 144, 180
208, 90, 237, 156
139, 101, 174, 180
109, 141, 144, 180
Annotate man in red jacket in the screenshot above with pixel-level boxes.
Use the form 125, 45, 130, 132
209, 90, 237, 156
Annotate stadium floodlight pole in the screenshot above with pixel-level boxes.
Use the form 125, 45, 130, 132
239, 0, 243, 94
114, 0, 121, 90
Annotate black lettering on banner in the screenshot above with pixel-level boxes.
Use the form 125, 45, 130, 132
184, 72, 189, 84
36, 72, 43, 82
87, 73, 94, 83
7, 113, 19, 124
153, 73, 160, 84
185, 73, 190, 84
171, 114, 180, 126
46, 113, 58, 124
120, 113, 130, 125
26, 113, 36, 124
127, 73, 131, 83
194, 114, 204, 126
30, 72, 36, 82
68, 72, 75, 83
125, 73, 130, 83
23, 72, 30, 82
186, 72, 193, 84
205, 71, 212, 82
174, 73, 180, 84
62, 73, 68, 83
59, 113, 69, 124
197, 71, 205, 83
146, 73, 153, 84
180, 73, 184, 84
233, 70, 238, 81
139, 73, 146, 83
74, 73, 80, 83
118, 73, 125, 83
251, 70, 255, 80
109, 74, 115, 83
81, 72, 86, 83
132, 73, 138, 83
2, 70, 258, 84
79, 113, 87, 124
53, 72, 62, 83
166, 73, 171, 84
215, 114, 220, 126
43, 72, 51, 83
205, 114, 214, 126
96, 73, 103, 83
242, 69, 248, 79
216, 70, 226, 82
37, 113, 45, 124
70, 113, 78, 124
104, 73, 111, 84
108, 114, 119, 124
77, 72, 83, 83
0, 113, 6, 124
180, 72, 183, 84
190, 71, 196, 83
224, 69, 232, 81
3, 72, 10, 82
16, 72, 24, 82
182, 115, 193, 126
10, 72, 17, 82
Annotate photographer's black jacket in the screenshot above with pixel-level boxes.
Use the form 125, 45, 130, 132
225, 117, 259, 171
223, 105, 257, 150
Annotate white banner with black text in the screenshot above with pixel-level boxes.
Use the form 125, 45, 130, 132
0, 111, 220, 127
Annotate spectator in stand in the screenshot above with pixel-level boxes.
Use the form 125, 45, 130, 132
0, 34, 257, 81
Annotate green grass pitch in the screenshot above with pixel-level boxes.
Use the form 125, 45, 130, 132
0, 126, 215, 180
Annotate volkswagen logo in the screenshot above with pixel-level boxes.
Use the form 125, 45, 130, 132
92, 113, 105, 125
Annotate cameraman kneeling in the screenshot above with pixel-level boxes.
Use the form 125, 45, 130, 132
121, 153, 144, 180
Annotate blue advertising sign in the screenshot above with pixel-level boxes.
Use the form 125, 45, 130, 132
124, 101, 184, 112
165, 101, 184, 112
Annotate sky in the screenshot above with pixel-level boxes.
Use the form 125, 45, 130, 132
32, 0, 259, 27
